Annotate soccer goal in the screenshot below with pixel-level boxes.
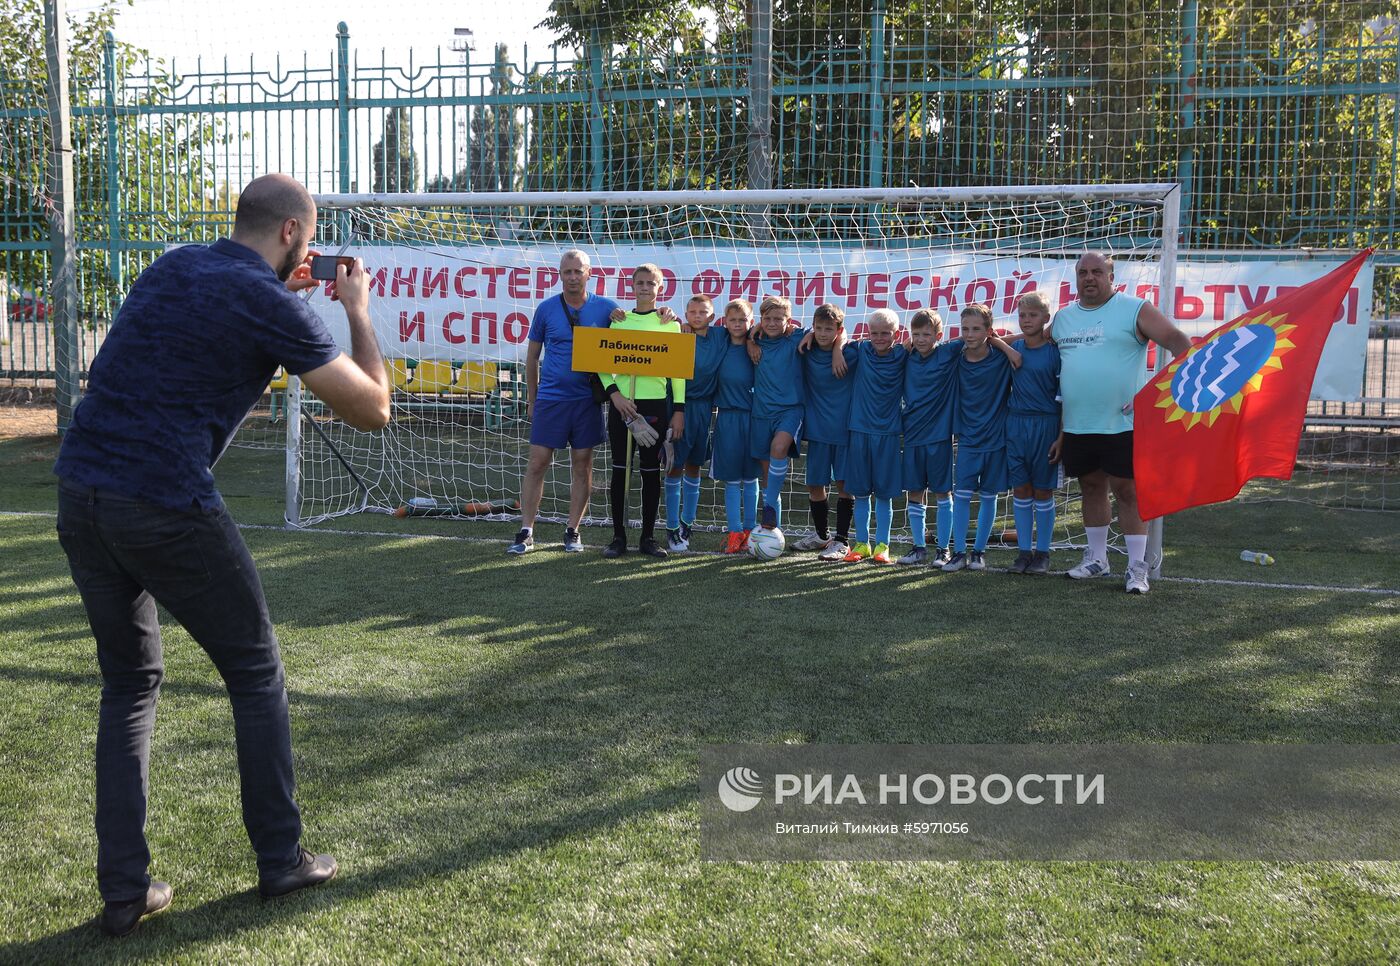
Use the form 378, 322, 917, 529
286, 185, 1181, 550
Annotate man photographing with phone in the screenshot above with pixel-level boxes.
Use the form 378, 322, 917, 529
53, 173, 389, 936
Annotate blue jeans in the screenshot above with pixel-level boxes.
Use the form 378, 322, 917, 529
55, 481, 302, 902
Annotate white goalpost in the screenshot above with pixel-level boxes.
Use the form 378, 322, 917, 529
285, 185, 1180, 560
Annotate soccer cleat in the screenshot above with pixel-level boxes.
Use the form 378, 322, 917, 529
1025, 550, 1050, 575
793, 533, 832, 552
931, 547, 952, 568
562, 528, 584, 553
818, 540, 849, 562
871, 543, 894, 564
638, 537, 668, 559
723, 532, 747, 554
679, 522, 693, 545
1125, 561, 1151, 594
897, 547, 928, 566
1067, 550, 1110, 579
667, 528, 689, 553
761, 504, 779, 530
1009, 550, 1033, 575
506, 529, 533, 555
941, 551, 968, 572
843, 541, 872, 563
967, 550, 986, 571
739, 529, 753, 552
603, 536, 627, 559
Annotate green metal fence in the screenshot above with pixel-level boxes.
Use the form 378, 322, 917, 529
3, 1, 1399, 388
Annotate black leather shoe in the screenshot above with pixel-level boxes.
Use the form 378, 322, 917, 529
638, 537, 668, 559
99, 881, 172, 937
602, 536, 627, 559
258, 847, 338, 899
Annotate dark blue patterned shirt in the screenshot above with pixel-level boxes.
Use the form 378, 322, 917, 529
54, 239, 342, 509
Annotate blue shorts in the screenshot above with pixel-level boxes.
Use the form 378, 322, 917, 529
749, 405, 803, 461
954, 446, 1008, 494
530, 396, 605, 450
804, 441, 848, 488
672, 398, 715, 468
844, 431, 903, 499
1007, 413, 1061, 490
711, 409, 760, 481
901, 440, 954, 494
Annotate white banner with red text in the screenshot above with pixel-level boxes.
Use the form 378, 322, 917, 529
303, 248, 1373, 401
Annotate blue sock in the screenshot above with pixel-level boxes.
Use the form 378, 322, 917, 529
665, 476, 682, 530
765, 458, 789, 526
875, 498, 893, 546
681, 474, 702, 527
1013, 497, 1034, 552
952, 490, 972, 552
935, 495, 953, 551
1034, 498, 1056, 553
974, 492, 1000, 552
724, 482, 742, 532
743, 479, 759, 531
854, 496, 872, 544
907, 500, 927, 548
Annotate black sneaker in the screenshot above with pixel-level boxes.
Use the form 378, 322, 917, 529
1009, 550, 1033, 574
1025, 550, 1050, 575
99, 881, 173, 937
638, 536, 668, 558
506, 528, 533, 555
761, 504, 779, 530
603, 536, 627, 559
562, 528, 584, 553
258, 847, 338, 899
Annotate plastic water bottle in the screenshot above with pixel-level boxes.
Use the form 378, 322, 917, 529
1240, 550, 1275, 566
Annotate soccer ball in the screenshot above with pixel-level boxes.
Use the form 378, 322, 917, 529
749, 527, 785, 561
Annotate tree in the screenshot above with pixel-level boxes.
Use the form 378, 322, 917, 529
0, 0, 224, 314
372, 107, 419, 193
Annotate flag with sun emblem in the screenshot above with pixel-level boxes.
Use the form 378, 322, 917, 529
1134, 249, 1373, 520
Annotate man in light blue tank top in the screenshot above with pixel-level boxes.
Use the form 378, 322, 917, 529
1052, 252, 1191, 594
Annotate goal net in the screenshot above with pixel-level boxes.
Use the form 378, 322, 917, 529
284, 186, 1180, 548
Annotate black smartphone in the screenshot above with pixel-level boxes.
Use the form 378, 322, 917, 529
310, 255, 355, 281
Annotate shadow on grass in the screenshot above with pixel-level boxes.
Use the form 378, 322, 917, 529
1, 500, 1398, 955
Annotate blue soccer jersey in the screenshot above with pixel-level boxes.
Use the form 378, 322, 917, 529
687, 325, 729, 401
955, 348, 1013, 452
802, 342, 860, 445
752, 330, 806, 417
1008, 339, 1061, 417
848, 342, 907, 436
714, 340, 756, 412
901, 340, 963, 446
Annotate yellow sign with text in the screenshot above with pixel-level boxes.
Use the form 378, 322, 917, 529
571, 327, 697, 379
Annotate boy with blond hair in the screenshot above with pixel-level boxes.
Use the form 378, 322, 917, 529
897, 309, 964, 566
1006, 290, 1062, 575
711, 300, 761, 552
665, 294, 727, 552
843, 309, 907, 565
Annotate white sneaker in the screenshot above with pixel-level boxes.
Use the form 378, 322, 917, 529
1125, 561, 1150, 594
1066, 549, 1111, 580
794, 533, 832, 552
818, 540, 849, 562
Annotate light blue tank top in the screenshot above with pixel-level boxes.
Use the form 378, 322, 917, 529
1053, 293, 1148, 435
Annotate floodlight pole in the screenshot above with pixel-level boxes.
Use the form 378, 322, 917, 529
43, 0, 80, 434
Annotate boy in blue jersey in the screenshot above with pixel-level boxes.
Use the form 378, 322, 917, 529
943, 303, 1022, 572
1005, 291, 1063, 576
795, 304, 859, 557
749, 296, 806, 534
897, 310, 964, 567
842, 309, 907, 565
711, 300, 762, 553
665, 294, 726, 552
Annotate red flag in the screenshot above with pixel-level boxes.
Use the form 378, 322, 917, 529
1133, 250, 1372, 520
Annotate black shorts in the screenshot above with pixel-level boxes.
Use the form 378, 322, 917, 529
1061, 431, 1135, 480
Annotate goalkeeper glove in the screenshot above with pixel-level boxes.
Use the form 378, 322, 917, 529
625, 414, 659, 448
661, 429, 675, 475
